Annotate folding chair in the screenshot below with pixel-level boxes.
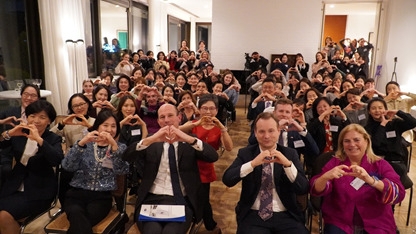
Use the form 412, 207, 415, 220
19, 165, 62, 233
44, 174, 128, 234
307, 151, 335, 233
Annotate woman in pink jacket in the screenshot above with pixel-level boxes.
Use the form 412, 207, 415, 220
310, 124, 405, 234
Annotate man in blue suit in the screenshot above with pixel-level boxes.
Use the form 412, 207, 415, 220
223, 112, 309, 233
249, 98, 319, 171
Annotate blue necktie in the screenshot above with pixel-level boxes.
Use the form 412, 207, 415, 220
168, 144, 186, 205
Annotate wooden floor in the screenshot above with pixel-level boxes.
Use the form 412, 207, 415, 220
24, 107, 416, 233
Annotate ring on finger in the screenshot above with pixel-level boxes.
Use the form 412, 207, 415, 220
338, 174, 343, 178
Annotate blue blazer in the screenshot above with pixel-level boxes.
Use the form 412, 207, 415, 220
222, 144, 309, 223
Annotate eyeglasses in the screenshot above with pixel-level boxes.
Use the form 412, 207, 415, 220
72, 102, 87, 109
200, 106, 217, 112
22, 92, 38, 99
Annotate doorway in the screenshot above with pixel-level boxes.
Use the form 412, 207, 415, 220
322, 2, 380, 77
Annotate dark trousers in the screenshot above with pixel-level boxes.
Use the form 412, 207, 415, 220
237, 210, 308, 234
64, 188, 112, 234
137, 193, 193, 234
201, 183, 216, 230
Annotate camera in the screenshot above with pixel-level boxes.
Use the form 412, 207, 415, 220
245, 53, 250, 60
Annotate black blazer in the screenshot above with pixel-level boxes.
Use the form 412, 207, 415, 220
0, 131, 63, 201
0, 106, 21, 129
307, 116, 349, 154
122, 140, 218, 221
222, 144, 309, 223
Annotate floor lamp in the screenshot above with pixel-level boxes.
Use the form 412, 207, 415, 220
66, 39, 84, 93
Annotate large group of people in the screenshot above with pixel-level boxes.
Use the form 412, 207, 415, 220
0, 37, 412, 234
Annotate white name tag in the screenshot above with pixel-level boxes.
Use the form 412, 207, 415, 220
139, 204, 185, 222
350, 177, 365, 190
131, 129, 141, 136
293, 140, 305, 148
329, 125, 339, 132
358, 114, 366, 121
101, 158, 113, 169
386, 131, 396, 138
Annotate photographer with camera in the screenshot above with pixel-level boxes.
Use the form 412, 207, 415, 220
323, 36, 340, 61
246, 52, 269, 73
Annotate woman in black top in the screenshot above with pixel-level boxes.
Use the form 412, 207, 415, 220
365, 97, 416, 179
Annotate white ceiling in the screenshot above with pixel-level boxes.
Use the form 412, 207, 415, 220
325, 3, 378, 15
106, 1, 376, 19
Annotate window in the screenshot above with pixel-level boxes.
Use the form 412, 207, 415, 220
168, 16, 189, 53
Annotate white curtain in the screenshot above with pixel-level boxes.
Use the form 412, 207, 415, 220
38, 0, 88, 115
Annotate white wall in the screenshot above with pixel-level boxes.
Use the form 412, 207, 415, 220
211, 0, 323, 72
378, 0, 416, 92
211, 0, 416, 94
101, 15, 127, 46
345, 14, 376, 41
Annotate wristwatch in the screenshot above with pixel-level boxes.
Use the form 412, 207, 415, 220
190, 138, 198, 146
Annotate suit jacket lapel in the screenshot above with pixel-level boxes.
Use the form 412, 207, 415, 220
177, 142, 185, 162
154, 142, 164, 165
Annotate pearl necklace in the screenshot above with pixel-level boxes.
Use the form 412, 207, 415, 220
93, 143, 111, 163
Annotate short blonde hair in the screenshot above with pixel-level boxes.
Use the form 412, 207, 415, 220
335, 124, 381, 163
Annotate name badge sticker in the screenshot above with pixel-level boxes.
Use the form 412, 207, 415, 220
386, 131, 396, 138
350, 177, 365, 190
293, 140, 305, 148
358, 114, 366, 121
329, 125, 339, 132
131, 129, 141, 136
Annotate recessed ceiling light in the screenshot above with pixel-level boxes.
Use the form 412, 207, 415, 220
329, 4, 335, 8
115, 5, 119, 7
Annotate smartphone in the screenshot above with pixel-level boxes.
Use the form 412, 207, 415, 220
22, 128, 30, 135
130, 118, 137, 124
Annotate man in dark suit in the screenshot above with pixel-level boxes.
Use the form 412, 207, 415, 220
249, 98, 319, 171
122, 104, 218, 234
249, 78, 277, 123
223, 112, 309, 234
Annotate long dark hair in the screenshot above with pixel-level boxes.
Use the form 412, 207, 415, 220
116, 95, 138, 122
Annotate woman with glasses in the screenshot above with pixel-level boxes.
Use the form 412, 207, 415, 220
51, 93, 95, 149
180, 94, 232, 233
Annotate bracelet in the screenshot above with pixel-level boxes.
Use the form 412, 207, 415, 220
3, 130, 11, 140
221, 127, 228, 133
371, 176, 379, 187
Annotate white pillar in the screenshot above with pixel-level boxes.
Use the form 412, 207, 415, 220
147, 0, 161, 52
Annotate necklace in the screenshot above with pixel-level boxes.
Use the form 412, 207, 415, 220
93, 143, 111, 163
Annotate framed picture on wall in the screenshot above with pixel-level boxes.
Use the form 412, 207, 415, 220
117, 30, 128, 49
